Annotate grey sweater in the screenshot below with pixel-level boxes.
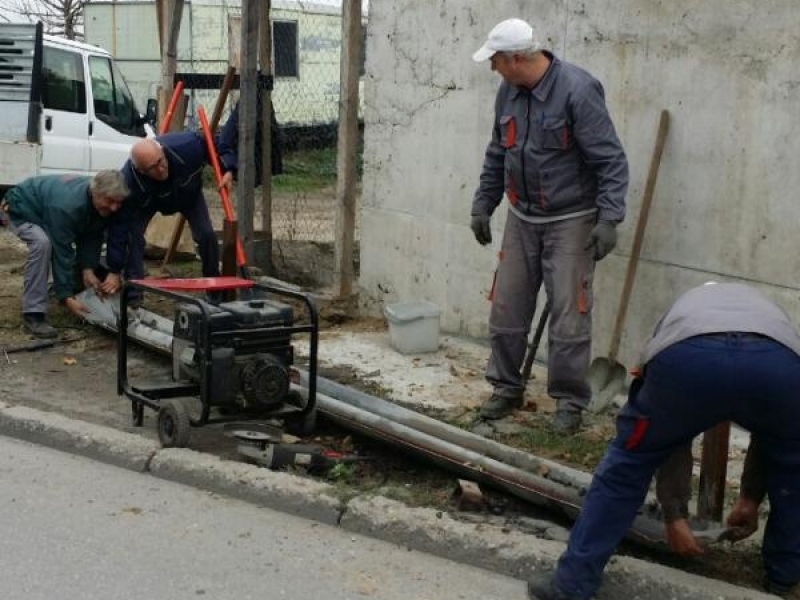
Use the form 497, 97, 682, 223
641, 282, 800, 365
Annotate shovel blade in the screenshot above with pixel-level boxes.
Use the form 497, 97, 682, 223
588, 358, 627, 413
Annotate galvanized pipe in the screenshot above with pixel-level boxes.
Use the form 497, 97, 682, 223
304, 372, 592, 492
76, 290, 668, 547
298, 371, 667, 547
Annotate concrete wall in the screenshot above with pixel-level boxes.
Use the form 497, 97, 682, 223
359, 0, 800, 367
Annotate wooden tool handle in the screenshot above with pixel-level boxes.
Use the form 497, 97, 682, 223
607, 109, 670, 361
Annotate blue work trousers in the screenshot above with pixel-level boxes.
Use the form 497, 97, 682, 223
554, 334, 800, 598
127, 195, 220, 283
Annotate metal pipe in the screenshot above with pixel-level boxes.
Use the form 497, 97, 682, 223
302, 372, 592, 492
300, 374, 667, 541
76, 289, 669, 547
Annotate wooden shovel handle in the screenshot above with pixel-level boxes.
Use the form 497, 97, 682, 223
607, 109, 670, 361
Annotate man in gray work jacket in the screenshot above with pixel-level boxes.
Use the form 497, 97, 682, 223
528, 282, 800, 600
470, 18, 629, 432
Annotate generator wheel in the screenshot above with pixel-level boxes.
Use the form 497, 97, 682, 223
284, 407, 317, 437
158, 399, 191, 448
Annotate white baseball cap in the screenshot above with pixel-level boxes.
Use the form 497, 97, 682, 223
472, 18, 540, 62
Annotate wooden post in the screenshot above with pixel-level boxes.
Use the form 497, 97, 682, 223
334, 0, 362, 297
157, 0, 184, 129
258, 0, 275, 275
221, 219, 239, 296
237, 0, 259, 264
697, 422, 731, 522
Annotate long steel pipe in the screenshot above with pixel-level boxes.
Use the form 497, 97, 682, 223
77, 290, 668, 547
297, 371, 666, 547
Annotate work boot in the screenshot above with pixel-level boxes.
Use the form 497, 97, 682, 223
22, 313, 58, 339
479, 394, 523, 420
527, 572, 578, 600
764, 577, 793, 598
551, 410, 582, 434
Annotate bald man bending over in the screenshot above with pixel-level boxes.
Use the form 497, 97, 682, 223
102, 129, 236, 300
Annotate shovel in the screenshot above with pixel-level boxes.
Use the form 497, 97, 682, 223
522, 301, 550, 382
588, 109, 670, 411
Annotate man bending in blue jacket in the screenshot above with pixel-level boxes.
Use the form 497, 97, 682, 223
101, 129, 237, 297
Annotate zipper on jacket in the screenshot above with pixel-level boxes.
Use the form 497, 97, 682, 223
520, 92, 532, 206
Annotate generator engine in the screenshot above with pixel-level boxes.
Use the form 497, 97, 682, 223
172, 298, 295, 413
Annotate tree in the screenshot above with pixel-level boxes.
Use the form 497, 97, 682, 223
1, 0, 85, 40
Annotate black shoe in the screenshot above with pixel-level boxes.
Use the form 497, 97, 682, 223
22, 313, 58, 339
764, 577, 793, 598
479, 394, 523, 420
551, 410, 582, 434
527, 572, 576, 600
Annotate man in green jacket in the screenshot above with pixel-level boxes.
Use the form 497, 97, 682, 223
1, 171, 129, 338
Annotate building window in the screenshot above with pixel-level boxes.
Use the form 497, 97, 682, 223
273, 20, 298, 78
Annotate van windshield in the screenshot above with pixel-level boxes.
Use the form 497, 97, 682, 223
88, 55, 145, 137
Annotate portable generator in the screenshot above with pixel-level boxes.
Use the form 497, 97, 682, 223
118, 277, 318, 448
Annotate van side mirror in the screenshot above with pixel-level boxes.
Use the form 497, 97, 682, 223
145, 98, 158, 127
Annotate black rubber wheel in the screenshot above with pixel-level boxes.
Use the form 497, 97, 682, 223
284, 407, 318, 437
157, 399, 191, 448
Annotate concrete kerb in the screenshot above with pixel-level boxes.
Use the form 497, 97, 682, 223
148, 448, 343, 526
0, 402, 158, 472
0, 401, 343, 526
0, 402, 778, 600
340, 496, 777, 600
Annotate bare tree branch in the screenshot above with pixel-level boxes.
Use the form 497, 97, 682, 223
1, 0, 86, 39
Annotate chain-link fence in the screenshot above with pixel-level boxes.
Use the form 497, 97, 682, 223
84, 0, 363, 288
184, 1, 363, 287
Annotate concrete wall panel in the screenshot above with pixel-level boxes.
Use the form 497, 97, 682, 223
360, 0, 800, 367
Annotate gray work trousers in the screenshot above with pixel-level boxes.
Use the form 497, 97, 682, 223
486, 211, 596, 413
9, 221, 51, 314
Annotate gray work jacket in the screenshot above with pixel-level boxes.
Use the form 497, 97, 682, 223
472, 52, 629, 224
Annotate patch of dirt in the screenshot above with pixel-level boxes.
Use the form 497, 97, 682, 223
0, 227, 786, 599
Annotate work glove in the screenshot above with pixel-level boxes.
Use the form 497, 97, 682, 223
584, 221, 617, 261
470, 214, 492, 246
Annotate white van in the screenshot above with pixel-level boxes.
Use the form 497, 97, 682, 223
0, 22, 151, 194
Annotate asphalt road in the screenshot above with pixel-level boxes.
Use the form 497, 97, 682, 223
0, 435, 524, 600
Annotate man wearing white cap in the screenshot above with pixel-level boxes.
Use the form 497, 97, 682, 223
470, 18, 629, 433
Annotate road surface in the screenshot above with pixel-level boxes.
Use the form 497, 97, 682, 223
0, 435, 524, 600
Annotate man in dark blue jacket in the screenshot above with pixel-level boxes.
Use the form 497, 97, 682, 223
102, 130, 236, 296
